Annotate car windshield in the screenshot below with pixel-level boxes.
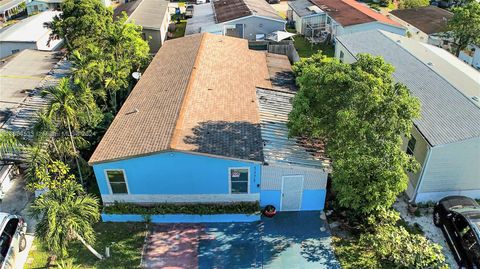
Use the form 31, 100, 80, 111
452, 206, 480, 214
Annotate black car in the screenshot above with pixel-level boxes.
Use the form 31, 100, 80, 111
433, 196, 480, 268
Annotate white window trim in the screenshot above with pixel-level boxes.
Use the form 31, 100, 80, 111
228, 167, 250, 194
104, 169, 130, 195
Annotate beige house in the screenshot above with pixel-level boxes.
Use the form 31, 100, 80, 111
114, 0, 170, 54
335, 30, 480, 203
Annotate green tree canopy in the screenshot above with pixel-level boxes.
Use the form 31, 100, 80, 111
448, 0, 480, 56
47, 0, 113, 51
398, 0, 430, 9
288, 53, 420, 215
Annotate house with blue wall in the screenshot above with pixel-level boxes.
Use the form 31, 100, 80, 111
89, 33, 330, 211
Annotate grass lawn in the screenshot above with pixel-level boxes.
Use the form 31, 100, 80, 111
170, 19, 187, 39
292, 34, 335, 58
25, 222, 147, 269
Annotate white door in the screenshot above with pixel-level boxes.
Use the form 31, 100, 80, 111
281, 176, 304, 211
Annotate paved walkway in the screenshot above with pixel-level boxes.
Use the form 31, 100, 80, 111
142, 212, 339, 269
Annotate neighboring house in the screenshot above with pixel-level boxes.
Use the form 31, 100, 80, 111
389, 6, 453, 48
0, 11, 63, 59
0, 0, 25, 22
185, 0, 286, 41
287, 0, 405, 39
335, 30, 480, 203
114, 0, 170, 53
26, 0, 111, 16
89, 33, 330, 211
25, 0, 61, 15
459, 44, 480, 70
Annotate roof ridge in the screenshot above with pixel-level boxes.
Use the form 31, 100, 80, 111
169, 33, 208, 149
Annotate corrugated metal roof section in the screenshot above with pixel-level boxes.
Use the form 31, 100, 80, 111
257, 88, 330, 169
336, 30, 480, 146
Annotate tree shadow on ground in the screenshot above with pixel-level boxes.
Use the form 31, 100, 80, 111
196, 212, 340, 269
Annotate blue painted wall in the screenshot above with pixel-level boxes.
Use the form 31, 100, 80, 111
260, 190, 325, 211
301, 190, 326, 211
92, 151, 261, 195
260, 190, 281, 209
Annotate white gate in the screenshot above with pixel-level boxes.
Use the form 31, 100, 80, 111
281, 176, 304, 211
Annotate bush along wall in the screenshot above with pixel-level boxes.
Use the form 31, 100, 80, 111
103, 201, 261, 215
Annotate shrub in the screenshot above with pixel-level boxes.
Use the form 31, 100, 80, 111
103, 201, 260, 215
360, 224, 447, 268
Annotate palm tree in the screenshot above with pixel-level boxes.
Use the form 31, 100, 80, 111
0, 130, 22, 160
23, 144, 51, 187
42, 78, 89, 186
30, 180, 103, 259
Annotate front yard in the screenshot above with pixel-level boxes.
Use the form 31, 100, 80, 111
25, 223, 147, 269
169, 19, 187, 39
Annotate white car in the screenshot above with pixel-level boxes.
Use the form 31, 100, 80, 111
0, 213, 27, 269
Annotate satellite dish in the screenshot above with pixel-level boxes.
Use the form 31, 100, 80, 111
132, 72, 142, 80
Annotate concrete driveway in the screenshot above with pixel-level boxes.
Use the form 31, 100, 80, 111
142, 212, 339, 269
0, 175, 36, 269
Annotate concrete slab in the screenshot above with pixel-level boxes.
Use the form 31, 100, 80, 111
142, 212, 339, 268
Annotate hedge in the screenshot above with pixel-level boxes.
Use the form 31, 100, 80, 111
103, 201, 260, 215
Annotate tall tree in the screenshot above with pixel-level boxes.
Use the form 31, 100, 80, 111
288, 53, 420, 215
448, 0, 480, 56
41, 78, 97, 186
47, 0, 113, 51
30, 177, 102, 259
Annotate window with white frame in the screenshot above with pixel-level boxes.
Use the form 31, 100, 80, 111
106, 170, 128, 194
229, 168, 249, 194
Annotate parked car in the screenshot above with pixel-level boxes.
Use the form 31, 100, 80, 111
0, 213, 27, 269
185, 5, 194, 19
433, 196, 480, 268
266, 0, 280, 3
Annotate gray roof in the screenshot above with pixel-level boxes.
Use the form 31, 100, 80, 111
128, 0, 169, 30
185, 3, 216, 35
257, 88, 330, 168
288, 0, 318, 17
0, 50, 57, 125
336, 30, 480, 146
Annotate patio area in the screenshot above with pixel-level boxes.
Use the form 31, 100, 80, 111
142, 211, 339, 268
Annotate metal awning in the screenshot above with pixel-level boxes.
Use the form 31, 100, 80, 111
266, 31, 297, 42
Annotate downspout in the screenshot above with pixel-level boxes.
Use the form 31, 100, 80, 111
411, 146, 433, 203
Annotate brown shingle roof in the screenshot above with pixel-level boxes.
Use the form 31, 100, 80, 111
311, 0, 400, 27
89, 34, 203, 164
89, 33, 272, 164
212, 0, 282, 23
390, 6, 453, 34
